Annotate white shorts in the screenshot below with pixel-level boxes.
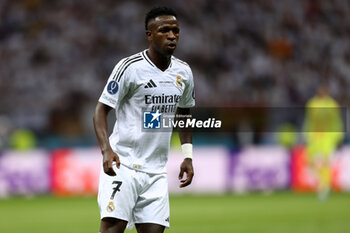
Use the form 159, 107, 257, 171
98, 163, 170, 230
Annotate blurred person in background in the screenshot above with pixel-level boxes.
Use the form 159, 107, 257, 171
93, 6, 195, 233
303, 83, 344, 201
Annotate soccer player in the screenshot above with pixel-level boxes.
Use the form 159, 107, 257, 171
93, 6, 195, 233
303, 84, 344, 201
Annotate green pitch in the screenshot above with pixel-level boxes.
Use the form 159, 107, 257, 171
0, 192, 349, 233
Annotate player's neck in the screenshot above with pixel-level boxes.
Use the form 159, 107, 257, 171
147, 49, 171, 71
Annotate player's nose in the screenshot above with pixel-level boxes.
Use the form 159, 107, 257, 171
167, 31, 176, 40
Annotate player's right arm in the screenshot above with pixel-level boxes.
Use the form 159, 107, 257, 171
94, 55, 137, 175
93, 57, 134, 176
93, 102, 120, 176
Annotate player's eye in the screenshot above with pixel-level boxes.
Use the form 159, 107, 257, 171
159, 27, 169, 33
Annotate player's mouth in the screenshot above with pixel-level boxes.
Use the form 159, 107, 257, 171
168, 43, 176, 49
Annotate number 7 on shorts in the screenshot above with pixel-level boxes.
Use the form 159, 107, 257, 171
110, 181, 122, 200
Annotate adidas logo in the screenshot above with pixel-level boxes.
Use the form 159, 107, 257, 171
144, 79, 157, 88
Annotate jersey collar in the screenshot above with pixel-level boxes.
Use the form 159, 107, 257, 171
142, 49, 173, 72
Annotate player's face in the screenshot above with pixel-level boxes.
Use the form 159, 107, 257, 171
146, 15, 180, 56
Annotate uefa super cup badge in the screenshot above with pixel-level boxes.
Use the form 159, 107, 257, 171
106, 201, 115, 212
176, 75, 183, 88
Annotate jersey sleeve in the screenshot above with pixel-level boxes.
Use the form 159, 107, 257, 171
98, 59, 132, 109
178, 67, 195, 108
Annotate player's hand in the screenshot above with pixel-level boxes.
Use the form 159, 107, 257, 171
178, 158, 194, 188
102, 150, 120, 176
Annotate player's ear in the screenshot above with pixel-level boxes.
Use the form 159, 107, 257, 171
146, 30, 152, 41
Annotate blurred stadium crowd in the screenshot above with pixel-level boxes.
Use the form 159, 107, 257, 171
0, 0, 349, 148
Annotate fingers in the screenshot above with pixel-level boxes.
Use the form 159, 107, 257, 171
103, 160, 116, 176
178, 159, 194, 188
178, 167, 184, 180
103, 154, 120, 176
179, 170, 194, 188
116, 156, 121, 169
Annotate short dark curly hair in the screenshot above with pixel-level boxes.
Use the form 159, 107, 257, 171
145, 6, 177, 30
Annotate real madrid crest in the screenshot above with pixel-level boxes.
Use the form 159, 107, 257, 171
176, 75, 183, 88
106, 201, 115, 212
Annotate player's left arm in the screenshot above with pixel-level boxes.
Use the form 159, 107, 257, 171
177, 107, 194, 188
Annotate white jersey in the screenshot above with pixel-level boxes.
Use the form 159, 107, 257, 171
98, 50, 195, 174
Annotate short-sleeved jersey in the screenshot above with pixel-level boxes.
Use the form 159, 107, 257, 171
99, 50, 195, 174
